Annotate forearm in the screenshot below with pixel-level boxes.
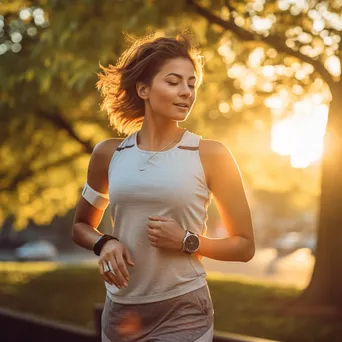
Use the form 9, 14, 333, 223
72, 222, 103, 251
196, 235, 255, 262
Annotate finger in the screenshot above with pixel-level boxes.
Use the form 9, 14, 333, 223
148, 226, 157, 233
123, 248, 135, 266
109, 256, 128, 288
148, 228, 160, 239
106, 270, 122, 289
99, 260, 123, 288
147, 221, 160, 228
147, 221, 161, 229
99, 261, 114, 286
102, 261, 109, 273
148, 234, 158, 242
115, 254, 130, 282
148, 216, 170, 222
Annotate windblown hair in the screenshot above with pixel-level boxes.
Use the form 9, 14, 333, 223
96, 33, 203, 136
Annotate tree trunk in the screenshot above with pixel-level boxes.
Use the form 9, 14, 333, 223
297, 81, 342, 310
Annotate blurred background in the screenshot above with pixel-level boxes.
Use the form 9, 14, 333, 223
0, 0, 341, 341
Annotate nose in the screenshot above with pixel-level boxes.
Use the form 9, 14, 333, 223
179, 84, 192, 98
179, 82, 192, 98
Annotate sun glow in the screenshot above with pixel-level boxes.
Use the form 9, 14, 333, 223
218, 21, 336, 170
271, 99, 328, 168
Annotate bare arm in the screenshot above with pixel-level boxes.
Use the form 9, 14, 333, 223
72, 138, 135, 289
72, 140, 115, 249
197, 140, 255, 262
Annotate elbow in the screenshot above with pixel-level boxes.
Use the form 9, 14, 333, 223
71, 223, 80, 244
242, 240, 255, 262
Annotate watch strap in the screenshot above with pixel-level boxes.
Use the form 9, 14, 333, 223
181, 230, 190, 252
93, 234, 119, 256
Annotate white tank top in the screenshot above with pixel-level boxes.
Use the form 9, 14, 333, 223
106, 129, 213, 304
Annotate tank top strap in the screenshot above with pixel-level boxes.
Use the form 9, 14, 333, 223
108, 133, 135, 176
116, 132, 135, 150
178, 130, 202, 149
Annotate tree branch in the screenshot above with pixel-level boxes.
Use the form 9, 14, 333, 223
69, 116, 115, 136
187, 0, 336, 89
1, 108, 95, 192
37, 109, 94, 154
0, 151, 85, 192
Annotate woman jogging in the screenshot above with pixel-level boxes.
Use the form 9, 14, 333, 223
72, 33, 255, 342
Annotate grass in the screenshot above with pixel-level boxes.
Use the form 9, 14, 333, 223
0, 262, 341, 342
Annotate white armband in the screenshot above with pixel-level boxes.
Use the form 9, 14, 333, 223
82, 183, 109, 210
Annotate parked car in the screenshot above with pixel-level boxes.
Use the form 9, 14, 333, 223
15, 240, 58, 261
274, 231, 316, 256
266, 232, 316, 274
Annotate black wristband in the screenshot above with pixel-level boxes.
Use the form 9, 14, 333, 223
93, 234, 119, 256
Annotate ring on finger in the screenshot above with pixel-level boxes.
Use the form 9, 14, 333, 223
105, 261, 116, 274
107, 261, 115, 274
103, 262, 110, 273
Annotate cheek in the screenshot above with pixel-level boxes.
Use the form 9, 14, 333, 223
150, 86, 177, 107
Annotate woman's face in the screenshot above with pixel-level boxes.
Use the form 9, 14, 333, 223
141, 57, 197, 122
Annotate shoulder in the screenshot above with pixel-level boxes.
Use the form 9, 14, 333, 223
91, 137, 126, 167
199, 139, 230, 157
198, 139, 238, 190
199, 139, 235, 165
93, 138, 125, 159
87, 138, 125, 190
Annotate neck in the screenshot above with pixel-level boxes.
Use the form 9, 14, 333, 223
137, 122, 186, 151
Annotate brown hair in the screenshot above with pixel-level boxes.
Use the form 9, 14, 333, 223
96, 32, 203, 136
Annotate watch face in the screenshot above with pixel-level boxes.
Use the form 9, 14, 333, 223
185, 234, 199, 252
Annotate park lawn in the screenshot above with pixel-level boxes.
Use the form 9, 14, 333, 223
0, 262, 341, 342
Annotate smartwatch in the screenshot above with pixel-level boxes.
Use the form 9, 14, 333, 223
182, 230, 200, 254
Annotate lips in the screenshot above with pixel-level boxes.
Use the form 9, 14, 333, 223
174, 103, 190, 108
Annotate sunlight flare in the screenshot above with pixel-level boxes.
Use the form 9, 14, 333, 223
271, 100, 328, 168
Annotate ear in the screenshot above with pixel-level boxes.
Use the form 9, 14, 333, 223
136, 82, 149, 100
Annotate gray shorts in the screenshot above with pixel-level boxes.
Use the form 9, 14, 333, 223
101, 285, 214, 342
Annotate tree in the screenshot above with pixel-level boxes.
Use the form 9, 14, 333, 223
185, 0, 342, 311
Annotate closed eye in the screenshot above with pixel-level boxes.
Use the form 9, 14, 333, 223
168, 82, 195, 89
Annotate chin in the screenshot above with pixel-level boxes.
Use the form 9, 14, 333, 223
159, 108, 192, 121
174, 111, 192, 121
162, 113, 188, 121
173, 115, 188, 122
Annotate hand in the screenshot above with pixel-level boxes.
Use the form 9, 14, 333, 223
99, 239, 135, 289
147, 216, 186, 251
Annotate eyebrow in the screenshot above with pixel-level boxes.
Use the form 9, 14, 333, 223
165, 73, 196, 81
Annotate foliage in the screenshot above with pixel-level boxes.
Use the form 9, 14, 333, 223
1, 0, 341, 227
